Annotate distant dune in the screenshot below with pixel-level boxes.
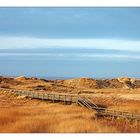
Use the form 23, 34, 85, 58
1, 75, 140, 90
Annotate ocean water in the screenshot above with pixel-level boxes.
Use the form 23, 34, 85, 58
0, 48, 140, 78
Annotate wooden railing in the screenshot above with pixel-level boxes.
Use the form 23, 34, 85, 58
0, 88, 78, 103
1, 88, 140, 121
96, 109, 140, 120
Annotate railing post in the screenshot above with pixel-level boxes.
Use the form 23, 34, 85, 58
28, 91, 29, 96
64, 95, 66, 104
53, 94, 55, 103
42, 94, 44, 100
121, 112, 123, 118
27, 92, 29, 97
45, 94, 47, 100
19, 91, 21, 96
132, 113, 134, 120
58, 94, 60, 101
77, 94, 79, 104
45, 94, 47, 99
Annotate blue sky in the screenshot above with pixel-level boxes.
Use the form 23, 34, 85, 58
0, 8, 140, 78
0, 8, 140, 39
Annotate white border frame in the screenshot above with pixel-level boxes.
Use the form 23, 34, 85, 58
0, 0, 140, 7
0, 1, 140, 140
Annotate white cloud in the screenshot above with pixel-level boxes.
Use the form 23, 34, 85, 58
0, 52, 140, 61
0, 36, 140, 51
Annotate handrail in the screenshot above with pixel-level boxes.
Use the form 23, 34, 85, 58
1, 87, 140, 120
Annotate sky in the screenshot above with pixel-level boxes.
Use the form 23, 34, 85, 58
0, 8, 140, 78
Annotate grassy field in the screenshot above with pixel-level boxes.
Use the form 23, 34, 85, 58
0, 90, 140, 133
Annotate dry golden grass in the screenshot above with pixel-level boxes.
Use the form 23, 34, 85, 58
0, 90, 139, 133
0, 103, 139, 133
0, 75, 140, 133
0, 103, 118, 133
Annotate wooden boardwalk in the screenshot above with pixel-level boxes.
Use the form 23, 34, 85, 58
1, 88, 140, 121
